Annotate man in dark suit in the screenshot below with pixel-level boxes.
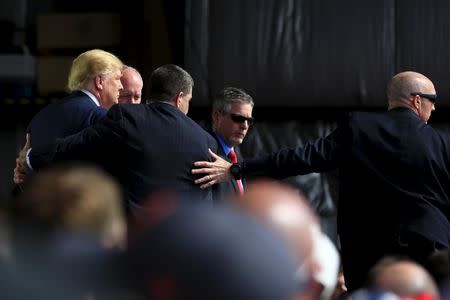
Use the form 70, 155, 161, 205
192, 71, 450, 291
18, 64, 218, 212
13, 49, 124, 187
28, 49, 124, 148
210, 87, 254, 200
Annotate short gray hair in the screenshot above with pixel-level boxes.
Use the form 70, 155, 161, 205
212, 87, 254, 113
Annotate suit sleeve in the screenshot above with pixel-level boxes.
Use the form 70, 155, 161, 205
209, 136, 219, 159
30, 105, 126, 170
243, 116, 351, 179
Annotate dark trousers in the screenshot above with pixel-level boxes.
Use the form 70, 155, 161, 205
342, 230, 442, 292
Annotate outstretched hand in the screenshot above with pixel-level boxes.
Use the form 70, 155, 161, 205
13, 133, 32, 185
192, 149, 233, 189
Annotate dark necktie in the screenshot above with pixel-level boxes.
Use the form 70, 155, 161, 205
228, 149, 244, 194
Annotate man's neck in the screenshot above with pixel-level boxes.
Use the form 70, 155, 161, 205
81, 89, 101, 107
388, 100, 418, 115
213, 132, 233, 156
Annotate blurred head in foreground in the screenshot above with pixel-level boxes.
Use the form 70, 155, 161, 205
233, 179, 340, 299
126, 205, 302, 300
15, 163, 126, 249
367, 257, 439, 300
5, 164, 128, 299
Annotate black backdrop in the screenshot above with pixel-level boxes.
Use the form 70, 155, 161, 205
185, 0, 450, 243
186, 0, 450, 108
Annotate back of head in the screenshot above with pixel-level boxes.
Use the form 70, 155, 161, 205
67, 49, 123, 92
212, 87, 254, 113
126, 205, 300, 300
234, 179, 318, 263
148, 64, 193, 102
7, 164, 128, 299
232, 179, 326, 298
386, 71, 433, 107
16, 164, 126, 249
367, 257, 439, 299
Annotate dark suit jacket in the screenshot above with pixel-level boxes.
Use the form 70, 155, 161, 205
243, 107, 450, 289
27, 91, 107, 147
11, 91, 106, 198
30, 102, 219, 210
210, 131, 246, 202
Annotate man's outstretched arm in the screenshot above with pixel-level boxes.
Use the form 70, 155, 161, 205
192, 128, 343, 188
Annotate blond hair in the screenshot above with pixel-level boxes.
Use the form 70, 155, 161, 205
18, 164, 126, 249
67, 49, 123, 92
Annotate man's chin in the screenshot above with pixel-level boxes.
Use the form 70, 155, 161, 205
230, 138, 243, 146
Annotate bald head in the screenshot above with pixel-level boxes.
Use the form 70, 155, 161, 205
387, 71, 436, 123
369, 258, 439, 299
233, 179, 318, 264
234, 180, 342, 299
387, 71, 433, 103
119, 66, 143, 104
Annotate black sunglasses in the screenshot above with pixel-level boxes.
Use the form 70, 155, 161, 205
226, 113, 254, 126
410, 93, 437, 103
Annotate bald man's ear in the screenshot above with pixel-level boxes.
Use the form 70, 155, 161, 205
412, 95, 421, 110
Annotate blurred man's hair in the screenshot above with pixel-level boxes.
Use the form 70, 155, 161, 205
16, 163, 126, 248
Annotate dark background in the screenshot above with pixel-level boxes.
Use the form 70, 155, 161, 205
2, 0, 450, 241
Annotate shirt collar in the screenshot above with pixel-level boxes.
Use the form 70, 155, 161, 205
214, 132, 233, 156
80, 89, 101, 107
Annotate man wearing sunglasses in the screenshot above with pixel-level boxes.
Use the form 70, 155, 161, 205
211, 87, 254, 199
193, 71, 450, 291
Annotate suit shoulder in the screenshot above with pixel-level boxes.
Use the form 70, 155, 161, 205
349, 111, 379, 121
61, 94, 107, 120
346, 111, 388, 126
429, 125, 450, 140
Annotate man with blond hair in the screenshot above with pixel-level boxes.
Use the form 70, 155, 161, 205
13, 49, 123, 187
17, 64, 218, 213
26, 49, 123, 148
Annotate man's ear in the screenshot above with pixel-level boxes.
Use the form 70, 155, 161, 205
175, 91, 184, 108
413, 95, 421, 110
212, 110, 220, 124
94, 75, 103, 90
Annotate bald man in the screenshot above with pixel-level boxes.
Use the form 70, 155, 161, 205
368, 257, 439, 300
234, 180, 318, 265
233, 179, 340, 300
118, 66, 143, 104
193, 71, 450, 291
